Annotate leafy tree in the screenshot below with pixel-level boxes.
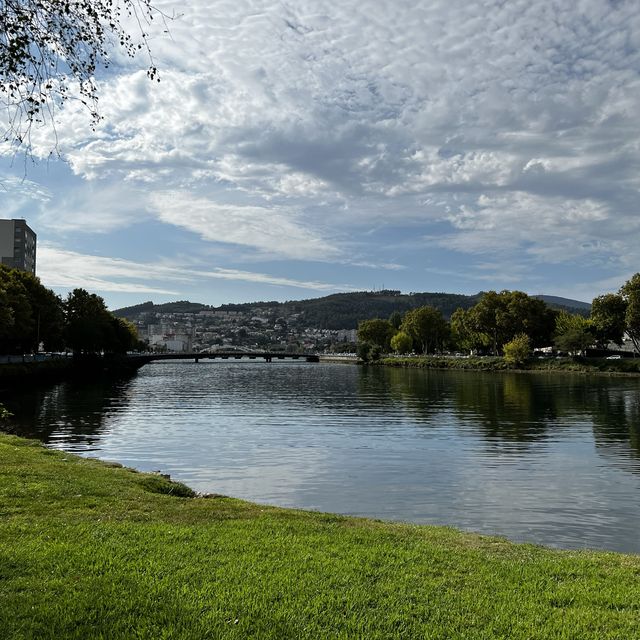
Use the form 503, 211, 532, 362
620, 273, 640, 355
390, 331, 412, 354
554, 311, 594, 355
0, 267, 33, 353
357, 318, 395, 350
450, 307, 489, 353
7, 267, 64, 351
400, 305, 448, 354
462, 291, 556, 354
503, 333, 531, 365
110, 317, 139, 354
357, 341, 373, 362
590, 293, 627, 347
0, 286, 13, 336
389, 311, 403, 330
1, 0, 161, 151
64, 288, 114, 354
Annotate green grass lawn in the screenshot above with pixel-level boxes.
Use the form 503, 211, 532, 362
2, 433, 640, 639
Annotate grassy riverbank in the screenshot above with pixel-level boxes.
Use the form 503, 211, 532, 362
2, 434, 640, 639
377, 355, 640, 375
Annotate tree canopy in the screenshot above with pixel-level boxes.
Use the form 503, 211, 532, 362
0, 264, 63, 352
451, 291, 556, 355
590, 293, 627, 347
554, 311, 594, 355
357, 318, 395, 350
0, 266, 138, 354
400, 305, 448, 354
390, 331, 412, 354
620, 273, 640, 354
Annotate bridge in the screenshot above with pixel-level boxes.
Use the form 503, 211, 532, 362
138, 352, 320, 364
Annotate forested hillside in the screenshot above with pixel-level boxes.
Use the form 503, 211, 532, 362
113, 291, 590, 329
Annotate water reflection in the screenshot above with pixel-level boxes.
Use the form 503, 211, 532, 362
3, 361, 640, 552
368, 367, 640, 462
1, 377, 136, 449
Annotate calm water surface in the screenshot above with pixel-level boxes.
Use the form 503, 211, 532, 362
4, 361, 640, 553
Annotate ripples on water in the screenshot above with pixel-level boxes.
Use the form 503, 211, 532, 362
4, 361, 640, 553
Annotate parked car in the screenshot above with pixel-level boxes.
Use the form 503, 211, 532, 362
606, 354, 622, 360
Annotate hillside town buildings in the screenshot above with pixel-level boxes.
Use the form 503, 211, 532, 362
126, 306, 357, 353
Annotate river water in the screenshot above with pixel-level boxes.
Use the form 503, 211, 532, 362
4, 361, 640, 553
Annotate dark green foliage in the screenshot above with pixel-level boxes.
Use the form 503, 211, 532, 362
379, 356, 640, 374
455, 291, 556, 354
591, 294, 627, 347
113, 292, 592, 332
356, 342, 382, 362
357, 341, 373, 362
401, 305, 449, 354
114, 291, 485, 329
0, 265, 64, 353
64, 288, 114, 353
357, 318, 395, 350
389, 310, 403, 329
535, 295, 591, 316
620, 273, 640, 354
0, 268, 138, 355
554, 327, 595, 354
65, 289, 138, 355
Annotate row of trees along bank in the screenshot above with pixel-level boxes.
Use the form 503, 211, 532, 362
357, 274, 640, 363
0, 266, 141, 355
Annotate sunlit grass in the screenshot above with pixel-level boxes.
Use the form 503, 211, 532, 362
2, 433, 639, 639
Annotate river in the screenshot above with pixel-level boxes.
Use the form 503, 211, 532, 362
4, 360, 640, 553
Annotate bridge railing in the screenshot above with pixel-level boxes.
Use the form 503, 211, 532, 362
0, 353, 73, 365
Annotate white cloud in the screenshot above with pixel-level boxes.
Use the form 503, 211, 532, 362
4, 0, 640, 292
436, 192, 622, 263
37, 246, 355, 295
150, 191, 341, 261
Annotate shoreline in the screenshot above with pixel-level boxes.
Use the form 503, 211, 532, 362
371, 355, 640, 377
1, 431, 640, 638
0, 355, 147, 388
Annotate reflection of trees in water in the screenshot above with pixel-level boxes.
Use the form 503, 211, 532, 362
370, 366, 450, 424
1, 376, 136, 447
367, 368, 640, 465
375, 368, 564, 444
591, 387, 640, 464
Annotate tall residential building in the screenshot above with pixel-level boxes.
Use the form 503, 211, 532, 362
0, 219, 37, 274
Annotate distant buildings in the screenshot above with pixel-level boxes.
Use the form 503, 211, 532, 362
0, 219, 37, 274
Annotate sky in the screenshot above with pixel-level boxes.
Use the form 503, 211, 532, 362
2, 0, 640, 309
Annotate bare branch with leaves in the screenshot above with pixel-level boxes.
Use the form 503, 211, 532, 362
0, 0, 163, 155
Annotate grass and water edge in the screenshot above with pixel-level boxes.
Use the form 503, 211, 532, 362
1, 432, 640, 639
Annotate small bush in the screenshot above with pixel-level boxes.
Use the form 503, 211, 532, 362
503, 334, 531, 366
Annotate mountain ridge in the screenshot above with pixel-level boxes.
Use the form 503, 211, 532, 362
112, 291, 591, 330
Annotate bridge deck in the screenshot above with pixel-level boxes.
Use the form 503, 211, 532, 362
139, 352, 320, 363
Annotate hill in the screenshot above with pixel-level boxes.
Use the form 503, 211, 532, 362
113, 290, 591, 329
535, 295, 591, 314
